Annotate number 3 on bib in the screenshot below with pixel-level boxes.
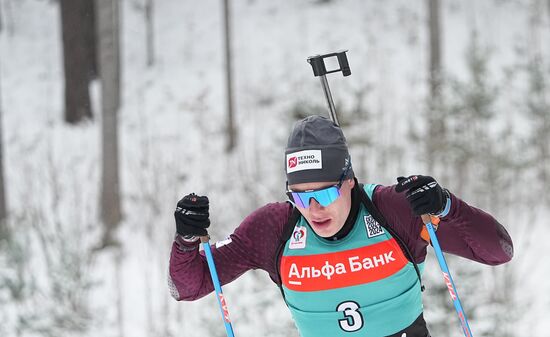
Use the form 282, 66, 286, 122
336, 301, 364, 332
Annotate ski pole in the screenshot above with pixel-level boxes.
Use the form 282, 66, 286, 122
307, 50, 351, 126
200, 236, 235, 337
421, 215, 474, 337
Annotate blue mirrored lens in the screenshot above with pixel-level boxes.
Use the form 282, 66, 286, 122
289, 186, 341, 208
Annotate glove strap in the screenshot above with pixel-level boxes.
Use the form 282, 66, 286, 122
435, 191, 451, 218
174, 234, 200, 252
181, 234, 200, 243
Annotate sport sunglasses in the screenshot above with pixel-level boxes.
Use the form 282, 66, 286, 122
286, 183, 342, 208
286, 155, 352, 208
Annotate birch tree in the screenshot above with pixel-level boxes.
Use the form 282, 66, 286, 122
0, 66, 7, 241
96, 0, 122, 244
145, 0, 154, 67
223, 0, 236, 152
0, 0, 3, 33
428, 0, 442, 101
425, 0, 447, 171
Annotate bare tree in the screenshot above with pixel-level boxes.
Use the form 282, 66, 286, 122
0, 65, 7, 241
526, 0, 550, 204
223, 0, 236, 152
0, 0, 15, 36
60, 0, 97, 124
84, 0, 98, 79
0, 0, 9, 34
96, 0, 122, 244
0, 0, 3, 33
428, 0, 442, 100
425, 0, 447, 169
145, 0, 154, 67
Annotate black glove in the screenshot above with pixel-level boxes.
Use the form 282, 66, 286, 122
174, 193, 210, 236
395, 175, 447, 216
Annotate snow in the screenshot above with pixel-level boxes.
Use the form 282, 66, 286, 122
1, 0, 549, 336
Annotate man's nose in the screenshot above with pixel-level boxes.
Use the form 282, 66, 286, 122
309, 198, 324, 211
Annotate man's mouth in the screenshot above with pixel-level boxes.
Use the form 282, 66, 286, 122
311, 218, 331, 227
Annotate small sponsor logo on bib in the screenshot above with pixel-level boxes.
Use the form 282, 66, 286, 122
364, 215, 384, 238
289, 226, 307, 249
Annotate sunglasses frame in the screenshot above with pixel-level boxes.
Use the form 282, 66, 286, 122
286, 182, 344, 208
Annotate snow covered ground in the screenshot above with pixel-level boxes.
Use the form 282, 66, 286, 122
1, 0, 549, 336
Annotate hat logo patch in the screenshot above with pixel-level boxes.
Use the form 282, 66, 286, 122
288, 157, 298, 168
286, 150, 322, 173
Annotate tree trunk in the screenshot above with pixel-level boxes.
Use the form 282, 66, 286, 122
426, 0, 446, 170
0, 67, 8, 241
83, 0, 98, 79
115, 250, 125, 337
1, 0, 14, 36
0, 0, 3, 33
60, 0, 96, 124
96, 0, 122, 244
145, 0, 154, 67
223, 0, 236, 152
428, 0, 442, 99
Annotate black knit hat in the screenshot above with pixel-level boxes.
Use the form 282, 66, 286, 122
285, 115, 353, 185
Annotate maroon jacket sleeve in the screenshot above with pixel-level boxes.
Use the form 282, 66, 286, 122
168, 202, 293, 301
373, 185, 514, 266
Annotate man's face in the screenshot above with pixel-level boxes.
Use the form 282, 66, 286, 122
289, 179, 355, 238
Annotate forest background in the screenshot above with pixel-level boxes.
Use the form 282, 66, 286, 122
0, 0, 549, 336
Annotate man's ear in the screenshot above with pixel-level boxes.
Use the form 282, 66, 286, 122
348, 178, 356, 188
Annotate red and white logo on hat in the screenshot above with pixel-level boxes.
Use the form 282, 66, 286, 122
288, 157, 298, 168
286, 150, 322, 173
